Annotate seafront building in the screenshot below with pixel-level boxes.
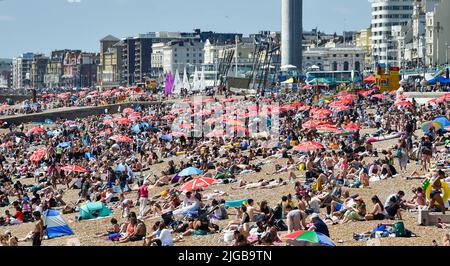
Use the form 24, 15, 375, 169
31, 54, 50, 89
425, 0, 450, 66
0, 59, 12, 89
303, 42, 366, 72
12, 52, 33, 89
97, 35, 123, 89
371, 0, 414, 66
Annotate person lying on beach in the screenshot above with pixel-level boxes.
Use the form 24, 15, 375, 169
234, 178, 286, 190
436, 218, 450, 229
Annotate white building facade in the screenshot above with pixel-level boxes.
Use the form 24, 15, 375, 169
371, 0, 414, 66
12, 53, 33, 89
303, 43, 366, 72
151, 40, 204, 74
425, 0, 450, 66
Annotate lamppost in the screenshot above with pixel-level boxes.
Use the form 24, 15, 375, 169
446, 42, 449, 65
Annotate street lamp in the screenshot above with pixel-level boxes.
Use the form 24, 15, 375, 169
446, 42, 449, 65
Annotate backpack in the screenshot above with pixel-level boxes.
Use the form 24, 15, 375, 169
275, 219, 288, 231
393, 221, 406, 237
272, 204, 283, 220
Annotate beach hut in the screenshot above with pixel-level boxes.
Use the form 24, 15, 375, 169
43, 209, 74, 239
78, 202, 112, 220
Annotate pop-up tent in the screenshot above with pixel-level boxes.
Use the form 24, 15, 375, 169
43, 209, 74, 239
78, 202, 112, 220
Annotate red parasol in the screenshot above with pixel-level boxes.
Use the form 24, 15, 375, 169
178, 177, 215, 191
294, 141, 324, 152
61, 165, 88, 173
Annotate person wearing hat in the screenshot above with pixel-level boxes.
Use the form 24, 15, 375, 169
308, 213, 330, 237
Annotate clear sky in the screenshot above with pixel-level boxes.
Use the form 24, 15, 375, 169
0, 0, 371, 58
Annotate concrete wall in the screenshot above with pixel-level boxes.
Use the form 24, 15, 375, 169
1, 101, 162, 125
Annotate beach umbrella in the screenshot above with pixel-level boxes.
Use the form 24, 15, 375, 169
178, 177, 215, 191
294, 141, 324, 152
61, 165, 88, 173
178, 167, 204, 177
123, 108, 134, 114
110, 135, 133, 143
220, 98, 236, 103
206, 130, 225, 138
316, 125, 341, 133
311, 108, 332, 116
283, 230, 335, 247
142, 115, 157, 120
30, 148, 47, 162
162, 115, 176, 120
302, 120, 326, 129
371, 94, 386, 99
358, 90, 372, 97
311, 113, 330, 119
160, 135, 173, 141
228, 125, 248, 134
115, 118, 132, 125
298, 105, 311, 111
28, 127, 45, 134
171, 131, 187, 138
57, 142, 71, 148
331, 105, 350, 112
394, 101, 413, 107
421, 121, 442, 132
179, 123, 194, 129
428, 98, 445, 104
342, 123, 361, 131
227, 119, 243, 126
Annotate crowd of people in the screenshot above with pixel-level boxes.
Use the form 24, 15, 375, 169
0, 82, 450, 247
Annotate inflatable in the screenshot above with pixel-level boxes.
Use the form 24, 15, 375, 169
233, 142, 240, 147
425, 180, 450, 206
225, 199, 248, 208
367, 132, 404, 143
222, 145, 232, 149
176, 151, 186, 156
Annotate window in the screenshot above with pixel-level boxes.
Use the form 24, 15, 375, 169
187, 53, 190, 57
332, 61, 337, 71
343, 61, 349, 71
333, 54, 336, 57
355, 61, 360, 72
344, 54, 348, 57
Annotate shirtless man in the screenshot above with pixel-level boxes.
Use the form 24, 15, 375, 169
32, 211, 44, 246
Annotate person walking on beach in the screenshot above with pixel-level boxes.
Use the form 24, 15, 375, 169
137, 180, 150, 220
32, 211, 44, 246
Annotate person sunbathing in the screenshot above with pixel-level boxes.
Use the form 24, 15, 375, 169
95, 218, 120, 237
119, 217, 146, 243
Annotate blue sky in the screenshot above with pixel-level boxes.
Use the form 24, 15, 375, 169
0, 0, 371, 58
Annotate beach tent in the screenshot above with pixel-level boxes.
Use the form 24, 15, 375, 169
78, 202, 112, 220
43, 209, 74, 239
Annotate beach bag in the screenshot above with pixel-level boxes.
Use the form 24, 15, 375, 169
393, 221, 406, 237
272, 204, 283, 220
395, 149, 402, 158
275, 219, 288, 231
